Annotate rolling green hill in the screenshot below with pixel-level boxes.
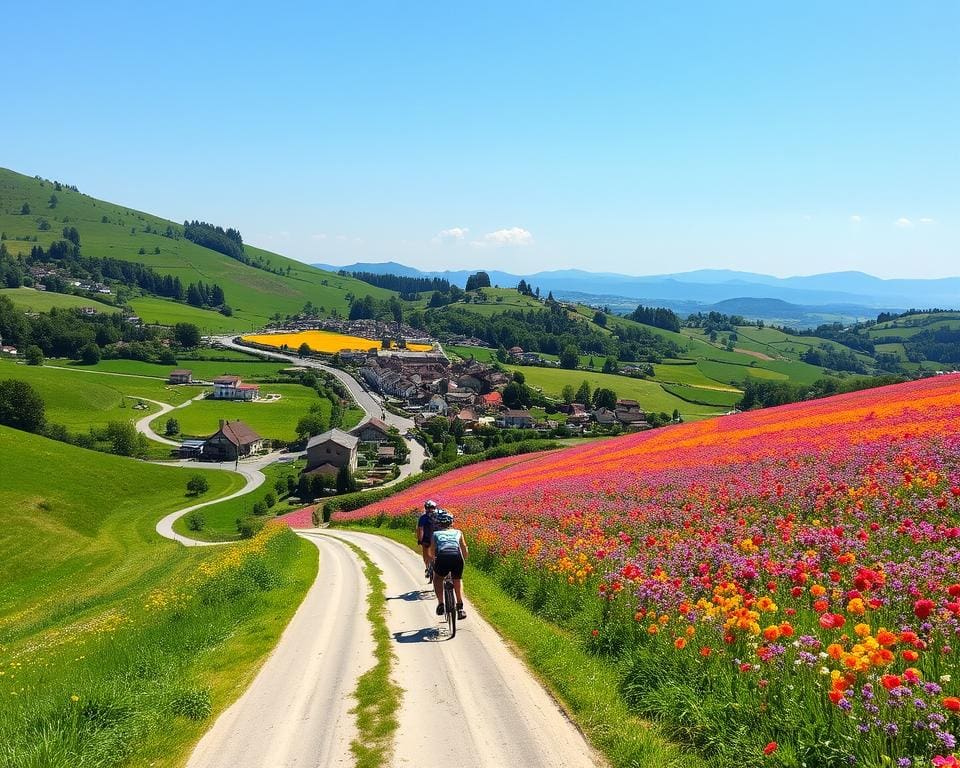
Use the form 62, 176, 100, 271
0, 424, 316, 766
0, 167, 395, 329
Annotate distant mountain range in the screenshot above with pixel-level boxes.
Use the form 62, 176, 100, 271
313, 261, 960, 324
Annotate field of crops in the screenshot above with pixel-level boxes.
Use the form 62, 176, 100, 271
243, 330, 434, 354
339, 375, 960, 766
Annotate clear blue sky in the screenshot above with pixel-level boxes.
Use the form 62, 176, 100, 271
2, 1, 957, 278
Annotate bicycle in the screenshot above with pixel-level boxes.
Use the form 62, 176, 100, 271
442, 573, 457, 638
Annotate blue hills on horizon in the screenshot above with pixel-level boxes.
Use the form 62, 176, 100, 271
312, 261, 960, 319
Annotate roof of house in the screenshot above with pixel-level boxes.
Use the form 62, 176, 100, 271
236, 383, 260, 390
211, 420, 262, 446
169, 369, 192, 376
377, 445, 396, 457
214, 375, 241, 384
352, 417, 391, 435
303, 462, 340, 477
307, 428, 359, 451
482, 392, 503, 405
503, 409, 533, 418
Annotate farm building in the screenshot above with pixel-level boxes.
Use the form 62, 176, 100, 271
350, 417, 393, 444
168, 369, 193, 384
306, 428, 358, 472
203, 419, 264, 461
212, 375, 260, 401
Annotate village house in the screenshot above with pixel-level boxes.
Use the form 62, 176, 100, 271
168, 369, 193, 384
203, 420, 264, 461
212, 375, 260, 401
376, 445, 396, 464
424, 394, 449, 416
592, 407, 617, 426
0, 345, 17, 357
350, 417, 393, 444
496, 409, 535, 429
615, 398, 647, 427
306, 428, 359, 473
480, 391, 503, 411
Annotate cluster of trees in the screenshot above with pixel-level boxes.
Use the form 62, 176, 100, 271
183, 220, 244, 261
0, 297, 159, 362
685, 311, 751, 333
348, 294, 404, 323
464, 271, 491, 291
738, 374, 905, 410
516, 279, 540, 298
788, 323, 876, 354
627, 305, 682, 332
800, 344, 868, 373
906, 328, 960, 364
0, 378, 148, 457
186, 280, 227, 310
341, 270, 453, 298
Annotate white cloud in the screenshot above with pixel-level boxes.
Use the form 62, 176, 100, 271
919, 217, 935, 224
475, 227, 534, 247
311, 233, 328, 241
895, 217, 913, 228
335, 234, 348, 241
433, 227, 469, 243
849, 214, 862, 224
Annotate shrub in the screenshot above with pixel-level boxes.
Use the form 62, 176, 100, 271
264, 491, 276, 508
186, 474, 209, 496
252, 501, 268, 516
169, 687, 212, 720
186, 511, 205, 531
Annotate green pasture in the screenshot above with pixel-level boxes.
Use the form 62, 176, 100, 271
659, 383, 742, 408
75, 356, 288, 381
0, 167, 394, 326
504, 364, 725, 418
0, 424, 315, 767
152, 383, 327, 441
696, 359, 788, 385
0, 359, 196, 430
0, 286, 119, 314
128, 295, 244, 332
173, 460, 307, 542
651, 362, 740, 390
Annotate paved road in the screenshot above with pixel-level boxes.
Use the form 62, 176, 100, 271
130, 394, 208, 446
186, 530, 601, 768
211, 335, 427, 481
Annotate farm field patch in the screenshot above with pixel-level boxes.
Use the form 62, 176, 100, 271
244, 330, 434, 354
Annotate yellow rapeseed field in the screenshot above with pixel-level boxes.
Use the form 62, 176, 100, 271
243, 330, 434, 354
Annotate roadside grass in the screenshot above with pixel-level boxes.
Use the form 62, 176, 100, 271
337, 537, 402, 768
0, 286, 119, 314
0, 425, 314, 767
150, 383, 327, 441
173, 460, 307, 542
338, 524, 698, 768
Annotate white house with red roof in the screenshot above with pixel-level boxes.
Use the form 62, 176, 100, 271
212, 374, 260, 401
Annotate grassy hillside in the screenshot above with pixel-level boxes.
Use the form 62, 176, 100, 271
0, 286, 119, 314
0, 167, 395, 328
0, 425, 316, 767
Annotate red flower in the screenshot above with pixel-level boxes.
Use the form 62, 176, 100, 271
763, 742, 778, 755
819, 613, 845, 630
943, 697, 960, 712
881, 674, 901, 690
914, 599, 936, 619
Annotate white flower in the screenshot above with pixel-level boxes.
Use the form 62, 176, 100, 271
819, 667, 831, 675
941, 674, 952, 684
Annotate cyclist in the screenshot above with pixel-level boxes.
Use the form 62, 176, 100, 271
430, 509, 468, 621
416, 500, 438, 580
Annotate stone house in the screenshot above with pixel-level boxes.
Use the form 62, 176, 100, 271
306, 428, 358, 472
203, 420, 264, 461
350, 417, 393, 444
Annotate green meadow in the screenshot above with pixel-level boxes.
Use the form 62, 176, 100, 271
127, 295, 243, 332
0, 286, 119, 314
0, 425, 316, 767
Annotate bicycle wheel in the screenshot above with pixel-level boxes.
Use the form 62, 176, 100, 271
444, 581, 456, 638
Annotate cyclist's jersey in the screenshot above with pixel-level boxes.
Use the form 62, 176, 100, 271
432, 528, 462, 556
417, 513, 435, 544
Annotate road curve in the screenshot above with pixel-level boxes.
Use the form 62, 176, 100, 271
187, 534, 373, 767
191, 528, 598, 768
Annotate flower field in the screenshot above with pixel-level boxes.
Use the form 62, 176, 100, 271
337, 376, 960, 767
243, 330, 434, 353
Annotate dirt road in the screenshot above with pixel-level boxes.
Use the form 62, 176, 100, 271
186, 529, 601, 768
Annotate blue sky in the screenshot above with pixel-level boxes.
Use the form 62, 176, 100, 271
2, 1, 957, 278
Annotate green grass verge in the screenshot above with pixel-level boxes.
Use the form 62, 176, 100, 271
336, 537, 402, 768
339, 525, 696, 768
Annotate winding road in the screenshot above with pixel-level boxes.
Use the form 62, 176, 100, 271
187, 530, 601, 768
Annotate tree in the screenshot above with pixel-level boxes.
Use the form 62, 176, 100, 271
298, 342, 312, 358
560, 345, 579, 369
20, 202, 31, 215
575, 380, 591, 405
80, 342, 101, 365
295, 413, 327, 441
592, 387, 618, 410
593, 310, 607, 327
0, 379, 46, 433
336, 464, 357, 494
264, 491, 276, 508
602, 356, 618, 374
48, 194, 58, 209
158, 349, 177, 366
561, 384, 576, 404
186, 511, 205, 531
165, 417, 180, 435
62, 226, 81, 246
252, 501, 268, 516
24, 345, 44, 366
186, 474, 210, 495
173, 322, 201, 348
465, 271, 491, 291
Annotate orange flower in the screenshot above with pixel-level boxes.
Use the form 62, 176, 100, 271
881, 675, 902, 690
762, 625, 781, 642
700, 647, 712, 657
810, 584, 827, 597
876, 629, 897, 647
674, 637, 687, 650
826, 643, 844, 660
944, 697, 960, 712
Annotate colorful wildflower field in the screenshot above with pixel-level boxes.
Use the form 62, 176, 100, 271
338, 376, 960, 767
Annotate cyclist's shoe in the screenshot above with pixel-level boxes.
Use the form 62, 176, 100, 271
424, 567, 431, 579
436, 603, 444, 616
457, 603, 466, 620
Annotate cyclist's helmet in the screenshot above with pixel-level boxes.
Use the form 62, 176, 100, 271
424, 499, 438, 510
435, 510, 454, 526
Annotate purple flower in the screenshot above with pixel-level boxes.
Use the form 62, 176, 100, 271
885, 723, 899, 736
897, 759, 912, 768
